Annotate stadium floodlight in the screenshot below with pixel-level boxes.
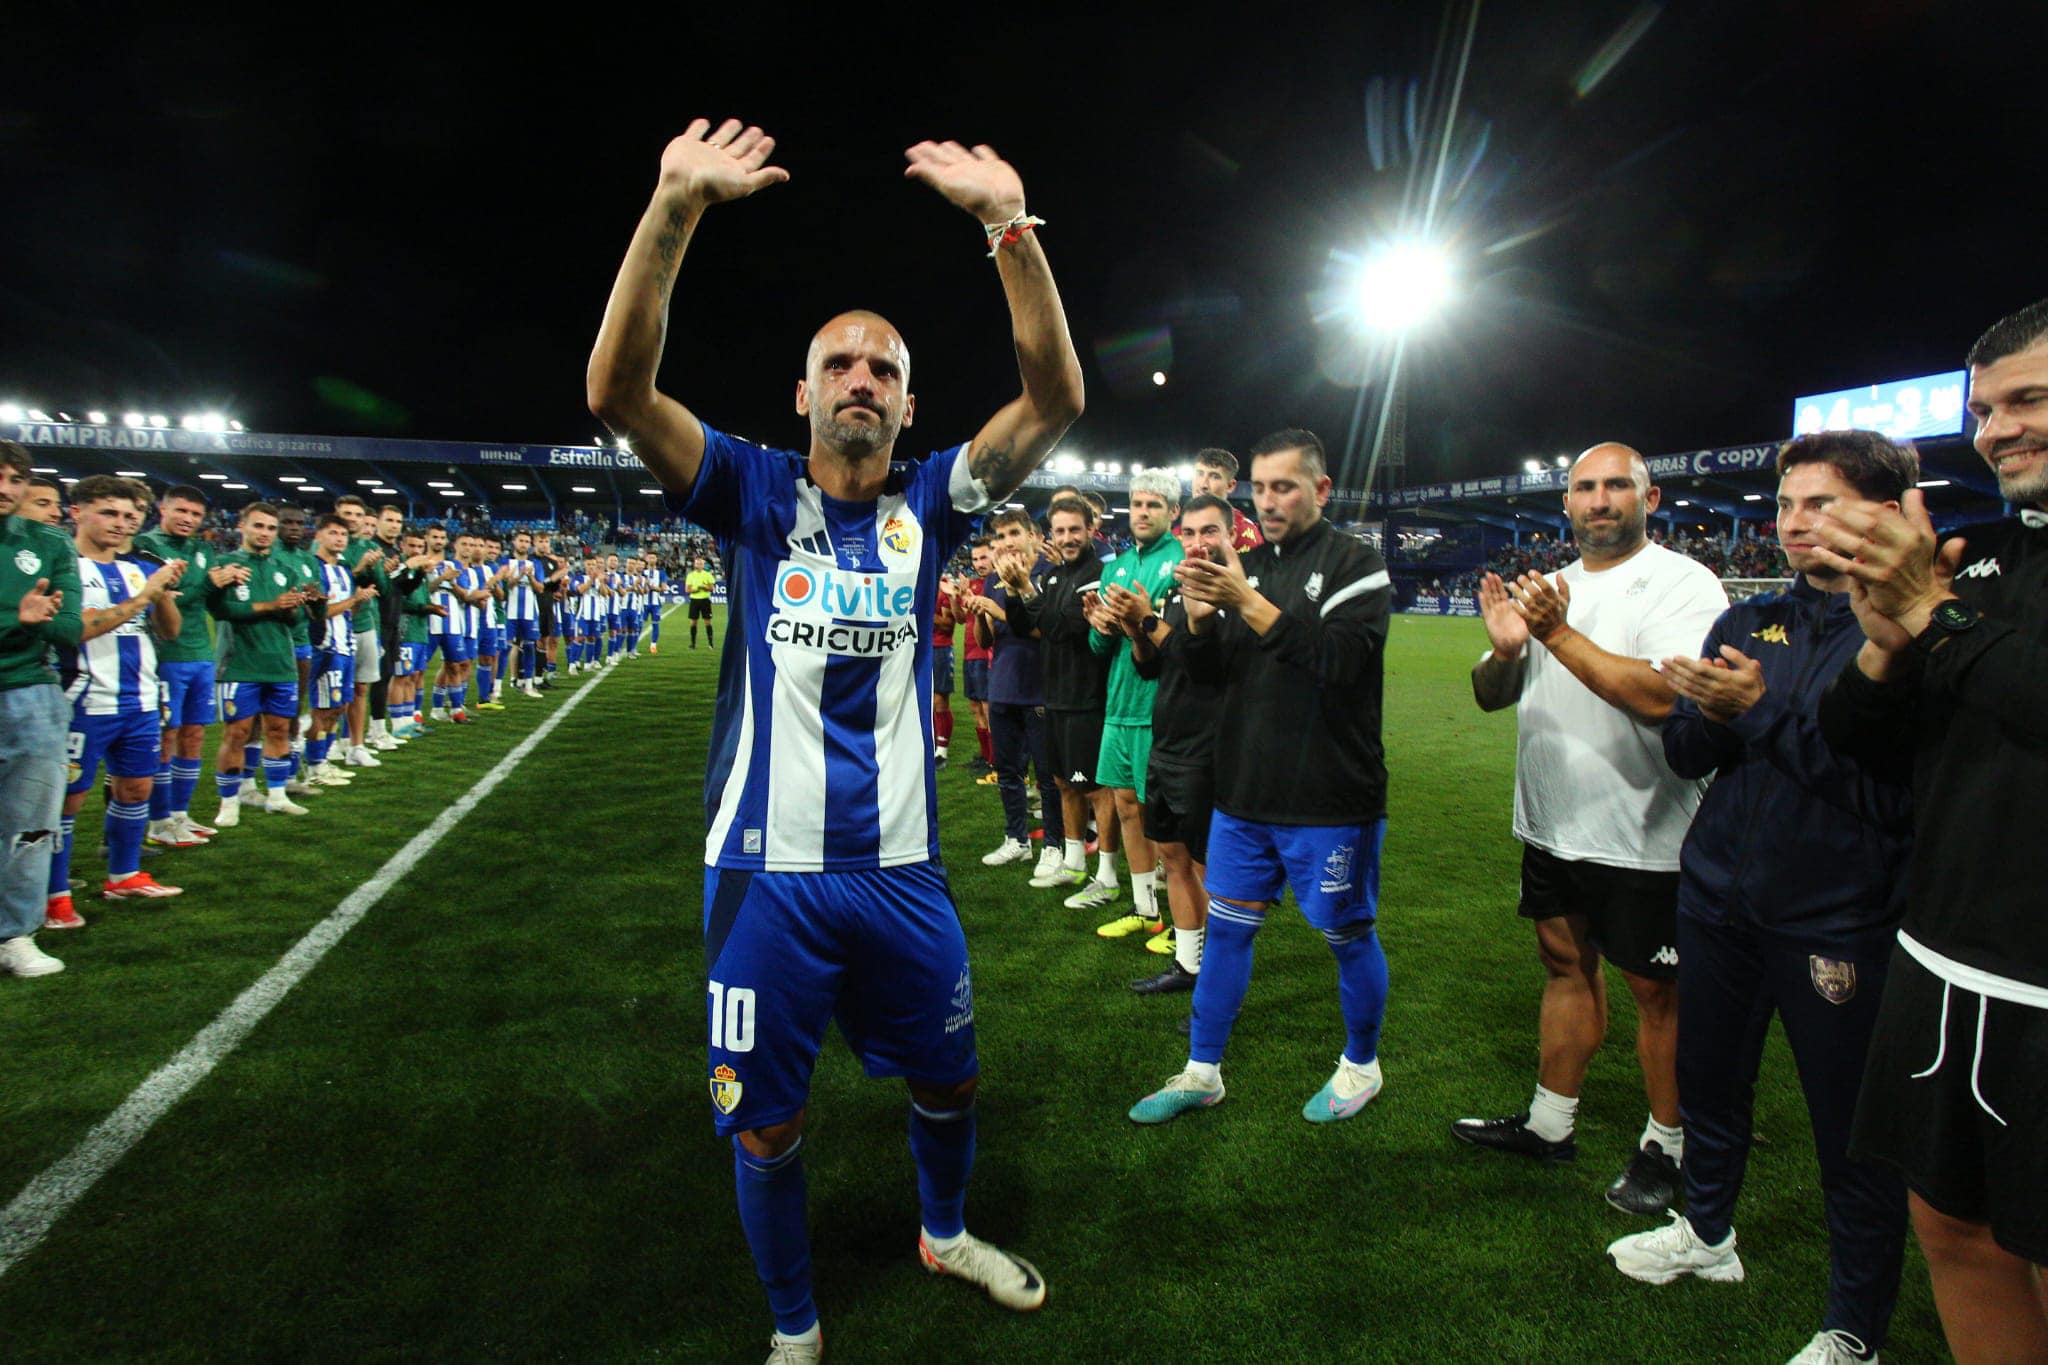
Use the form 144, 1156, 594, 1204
500, 483, 528, 491
1674, 499, 1690, 507
1742, 494, 1765, 502
355, 479, 380, 486
115, 470, 147, 477
198, 473, 229, 481
181, 414, 202, 431
1349, 239, 1454, 335
1106, 461, 1123, 475
427, 480, 454, 489
371, 487, 397, 495
572, 485, 597, 494
1524, 459, 1542, 474
277, 475, 305, 483
616, 437, 632, 452
1916, 478, 1951, 488
639, 487, 663, 495
1151, 371, 1167, 387
87, 411, 108, 425
123, 412, 146, 428
229, 420, 244, 432
222, 483, 248, 490
27, 408, 51, 422
0, 402, 22, 422
59, 476, 78, 484
31, 466, 57, 474
1555, 455, 1570, 468
443, 490, 465, 498
149, 415, 168, 428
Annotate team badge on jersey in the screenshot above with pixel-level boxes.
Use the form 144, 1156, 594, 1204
234, 584, 251, 601
1809, 956, 1857, 1004
1305, 571, 1324, 602
710, 1064, 743, 1115
14, 549, 40, 575
881, 515, 918, 557
273, 571, 287, 587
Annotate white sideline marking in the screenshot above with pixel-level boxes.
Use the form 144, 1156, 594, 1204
0, 647, 647, 1278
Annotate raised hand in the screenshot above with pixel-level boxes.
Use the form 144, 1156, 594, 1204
903, 141, 1026, 224
1810, 491, 1955, 627
17, 578, 61, 626
1477, 572, 1530, 658
1506, 571, 1571, 645
660, 119, 789, 209
146, 559, 187, 598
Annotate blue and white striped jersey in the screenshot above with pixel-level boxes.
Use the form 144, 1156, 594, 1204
429, 559, 461, 636
316, 560, 356, 653
677, 424, 987, 872
66, 556, 159, 716
504, 557, 540, 621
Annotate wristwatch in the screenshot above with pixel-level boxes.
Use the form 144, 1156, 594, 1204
1911, 598, 1981, 655
1139, 613, 1160, 635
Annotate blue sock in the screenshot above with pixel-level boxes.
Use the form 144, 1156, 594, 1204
733, 1138, 816, 1337
432, 685, 447, 711
478, 662, 495, 698
150, 759, 174, 821
170, 758, 202, 816
216, 770, 243, 801
264, 756, 292, 792
649, 617, 661, 643
1188, 899, 1264, 1065
47, 815, 75, 896
289, 749, 303, 777
908, 1101, 975, 1240
243, 743, 262, 782
309, 736, 332, 767
521, 641, 537, 678
1326, 922, 1390, 1064
105, 800, 149, 879
497, 648, 511, 681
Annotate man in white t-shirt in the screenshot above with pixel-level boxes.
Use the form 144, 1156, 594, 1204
1452, 443, 1729, 1217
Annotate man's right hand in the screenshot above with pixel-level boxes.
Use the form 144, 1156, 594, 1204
1478, 572, 1530, 659
659, 119, 789, 209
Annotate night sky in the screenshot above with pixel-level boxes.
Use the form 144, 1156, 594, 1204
3, 2, 2039, 491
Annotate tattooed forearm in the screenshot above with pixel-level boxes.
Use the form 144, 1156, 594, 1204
650, 205, 692, 298
971, 439, 1023, 498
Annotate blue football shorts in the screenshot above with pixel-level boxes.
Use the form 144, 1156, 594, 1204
505, 617, 539, 642
1204, 810, 1387, 931
158, 660, 216, 727
67, 710, 164, 794
310, 649, 356, 711
931, 645, 955, 696
700, 861, 979, 1136
216, 681, 300, 723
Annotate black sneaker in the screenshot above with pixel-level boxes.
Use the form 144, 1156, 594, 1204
1449, 1111, 1577, 1164
1130, 963, 1197, 995
1605, 1141, 1680, 1215
934, 754, 948, 771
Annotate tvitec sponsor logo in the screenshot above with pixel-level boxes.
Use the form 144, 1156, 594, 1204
767, 563, 920, 656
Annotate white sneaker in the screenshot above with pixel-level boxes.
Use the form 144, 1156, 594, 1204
1064, 878, 1121, 910
1788, 1330, 1875, 1364
0, 935, 65, 977
1607, 1212, 1745, 1285
312, 763, 354, 786
371, 733, 400, 751
1026, 846, 1069, 887
264, 796, 311, 816
764, 1331, 823, 1364
980, 838, 1033, 867
173, 814, 217, 840
213, 798, 241, 829
345, 746, 382, 768
284, 778, 321, 796
917, 1229, 1046, 1311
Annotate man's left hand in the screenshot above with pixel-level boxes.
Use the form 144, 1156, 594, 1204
1661, 646, 1766, 724
1506, 571, 1571, 645
903, 141, 1026, 224
1810, 490, 1967, 635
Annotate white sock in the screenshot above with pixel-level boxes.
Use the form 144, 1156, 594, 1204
1342, 1053, 1382, 1079
1643, 1116, 1684, 1163
1527, 1084, 1578, 1142
772, 1324, 823, 1347
1096, 851, 1118, 885
1132, 869, 1158, 919
1174, 925, 1203, 974
921, 1226, 964, 1253
265, 789, 287, 811
1185, 1060, 1221, 1087
1063, 838, 1085, 871
935, 743, 947, 758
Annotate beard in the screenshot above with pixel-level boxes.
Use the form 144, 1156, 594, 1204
814, 402, 900, 459
1571, 504, 1646, 554
1994, 448, 2048, 505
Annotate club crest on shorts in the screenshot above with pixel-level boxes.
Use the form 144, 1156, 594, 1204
1320, 843, 1354, 894
710, 1064, 743, 1115
1809, 955, 1857, 1004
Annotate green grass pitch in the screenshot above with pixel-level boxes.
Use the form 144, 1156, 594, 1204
0, 612, 1948, 1361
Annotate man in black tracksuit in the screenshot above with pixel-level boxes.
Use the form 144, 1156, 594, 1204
1126, 428, 1395, 1127
1604, 432, 1917, 1363
1003, 494, 1114, 905
1812, 300, 2048, 1363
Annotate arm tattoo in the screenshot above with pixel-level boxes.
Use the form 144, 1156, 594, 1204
970, 438, 1021, 497
650, 207, 690, 297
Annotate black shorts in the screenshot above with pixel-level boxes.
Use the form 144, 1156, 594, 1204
538, 596, 557, 636
1517, 843, 1680, 981
1045, 707, 1104, 789
689, 598, 713, 620
1849, 948, 2048, 1265
1143, 756, 1212, 864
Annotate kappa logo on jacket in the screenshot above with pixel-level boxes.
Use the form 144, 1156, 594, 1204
1750, 624, 1790, 646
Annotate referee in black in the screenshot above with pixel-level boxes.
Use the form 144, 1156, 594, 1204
1605, 431, 1918, 1365
1812, 299, 2048, 1364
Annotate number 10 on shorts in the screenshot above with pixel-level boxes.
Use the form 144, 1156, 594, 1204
708, 980, 757, 1053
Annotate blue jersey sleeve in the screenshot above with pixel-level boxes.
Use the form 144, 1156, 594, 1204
906, 444, 985, 564
668, 424, 792, 544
